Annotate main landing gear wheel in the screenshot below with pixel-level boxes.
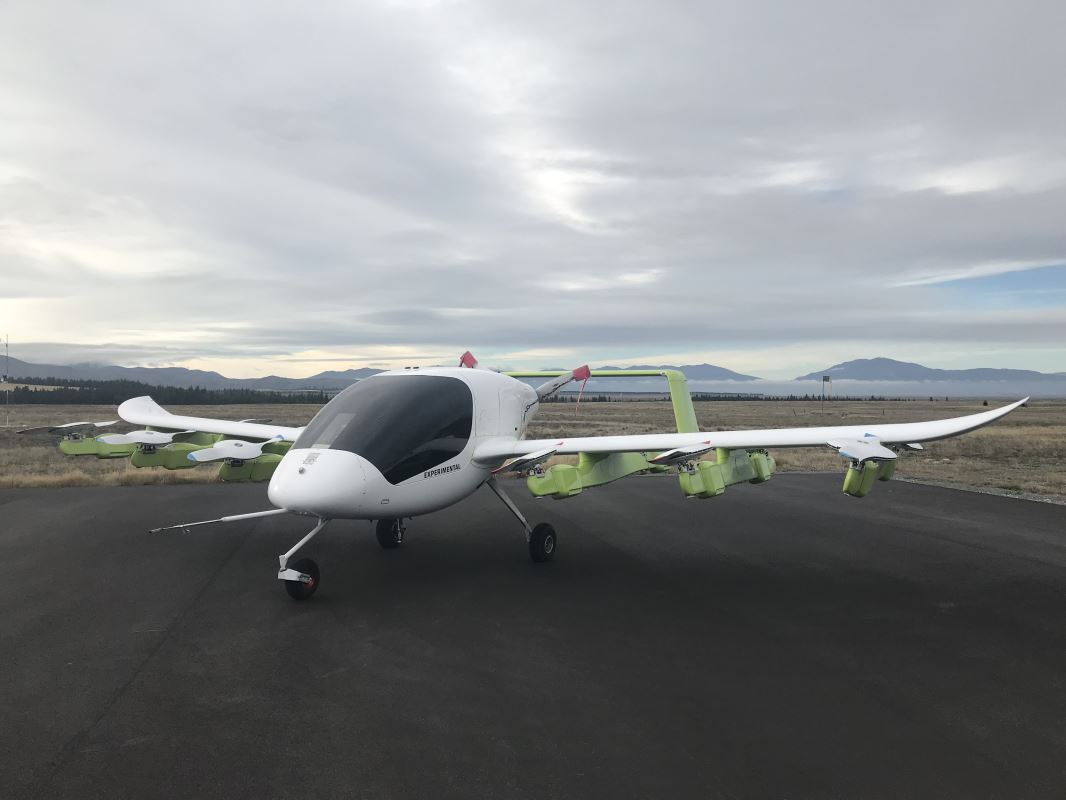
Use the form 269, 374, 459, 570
376, 518, 405, 549
284, 558, 320, 601
528, 523, 557, 563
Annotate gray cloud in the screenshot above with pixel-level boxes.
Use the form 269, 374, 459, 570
1, 0, 1064, 377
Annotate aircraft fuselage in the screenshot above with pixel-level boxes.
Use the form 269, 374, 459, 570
267, 368, 538, 519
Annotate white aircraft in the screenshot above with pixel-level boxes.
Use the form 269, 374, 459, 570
29, 352, 1028, 600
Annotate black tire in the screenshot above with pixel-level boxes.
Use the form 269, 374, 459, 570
284, 558, 320, 601
529, 523, 557, 563
376, 518, 404, 549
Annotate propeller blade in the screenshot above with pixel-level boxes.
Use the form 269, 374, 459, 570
492, 448, 557, 475
827, 437, 898, 463
18, 421, 119, 435
647, 442, 715, 466
97, 429, 195, 446
186, 436, 281, 463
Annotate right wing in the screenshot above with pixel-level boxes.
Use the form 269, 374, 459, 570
117, 396, 304, 442
474, 398, 1028, 465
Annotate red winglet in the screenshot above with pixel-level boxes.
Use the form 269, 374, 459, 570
458, 351, 478, 369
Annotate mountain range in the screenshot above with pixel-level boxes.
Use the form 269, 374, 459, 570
1, 357, 380, 391
794, 357, 1066, 383
3, 355, 1063, 391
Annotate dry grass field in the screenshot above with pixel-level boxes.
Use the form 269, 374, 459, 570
0, 398, 1062, 497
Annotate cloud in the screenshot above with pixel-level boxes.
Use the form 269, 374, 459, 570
892, 260, 1065, 287
0, 0, 1064, 376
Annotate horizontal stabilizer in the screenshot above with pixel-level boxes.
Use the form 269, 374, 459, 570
827, 437, 897, 462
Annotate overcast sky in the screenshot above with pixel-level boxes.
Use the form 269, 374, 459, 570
1, 0, 1064, 379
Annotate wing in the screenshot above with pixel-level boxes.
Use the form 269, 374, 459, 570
118, 396, 304, 442
474, 398, 1028, 465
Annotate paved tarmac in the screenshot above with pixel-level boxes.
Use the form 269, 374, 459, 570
2, 474, 1066, 799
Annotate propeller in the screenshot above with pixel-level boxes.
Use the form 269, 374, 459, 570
18, 421, 119, 435
492, 448, 557, 475
186, 436, 284, 464
647, 442, 715, 466
97, 429, 196, 446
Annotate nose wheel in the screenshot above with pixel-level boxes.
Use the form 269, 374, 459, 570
283, 558, 320, 601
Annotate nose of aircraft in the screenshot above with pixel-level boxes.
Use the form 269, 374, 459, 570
268, 448, 368, 518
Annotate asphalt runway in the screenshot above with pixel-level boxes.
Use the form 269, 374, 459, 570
3, 474, 1066, 799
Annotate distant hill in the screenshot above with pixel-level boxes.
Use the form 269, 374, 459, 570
2, 357, 382, 391
595, 363, 761, 381
9, 354, 1057, 395
796, 357, 1063, 382
3, 357, 760, 390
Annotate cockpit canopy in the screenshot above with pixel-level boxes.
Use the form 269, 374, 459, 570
293, 375, 473, 485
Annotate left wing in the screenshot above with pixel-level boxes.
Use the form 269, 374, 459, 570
117, 396, 303, 442
474, 398, 1028, 465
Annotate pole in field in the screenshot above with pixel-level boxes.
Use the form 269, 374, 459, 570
3, 334, 9, 429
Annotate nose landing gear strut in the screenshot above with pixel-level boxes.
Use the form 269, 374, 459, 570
277, 516, 330, 601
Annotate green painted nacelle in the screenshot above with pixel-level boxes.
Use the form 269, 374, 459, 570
842, 459, 896, 497
678, 449, 775, 499
843, 462, 879, 497
527, 451, 656, 499
526, 448, 777, 501
219, 454, 284, 483
131, 442, 207, 470
58, 437, 136, 459
678, 461, 727, 498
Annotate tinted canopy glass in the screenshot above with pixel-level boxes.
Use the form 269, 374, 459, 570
294, 375, 473, 485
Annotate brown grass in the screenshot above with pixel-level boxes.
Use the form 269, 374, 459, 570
0, 399, 1062, 497
0, 404, 317, 489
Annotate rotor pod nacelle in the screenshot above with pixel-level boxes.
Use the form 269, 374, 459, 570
677, 449, 775, 499
131, 442, 211, 470
842, 462, 880, 497
678, 461, 726, 498
526, 452, 654, 499
217, 440, 292, 482
878, 460, 897, 481
526, 463, 584, 498
841, 459, 897, 497
219, 453, 285, 482
58, 437, 137, 458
